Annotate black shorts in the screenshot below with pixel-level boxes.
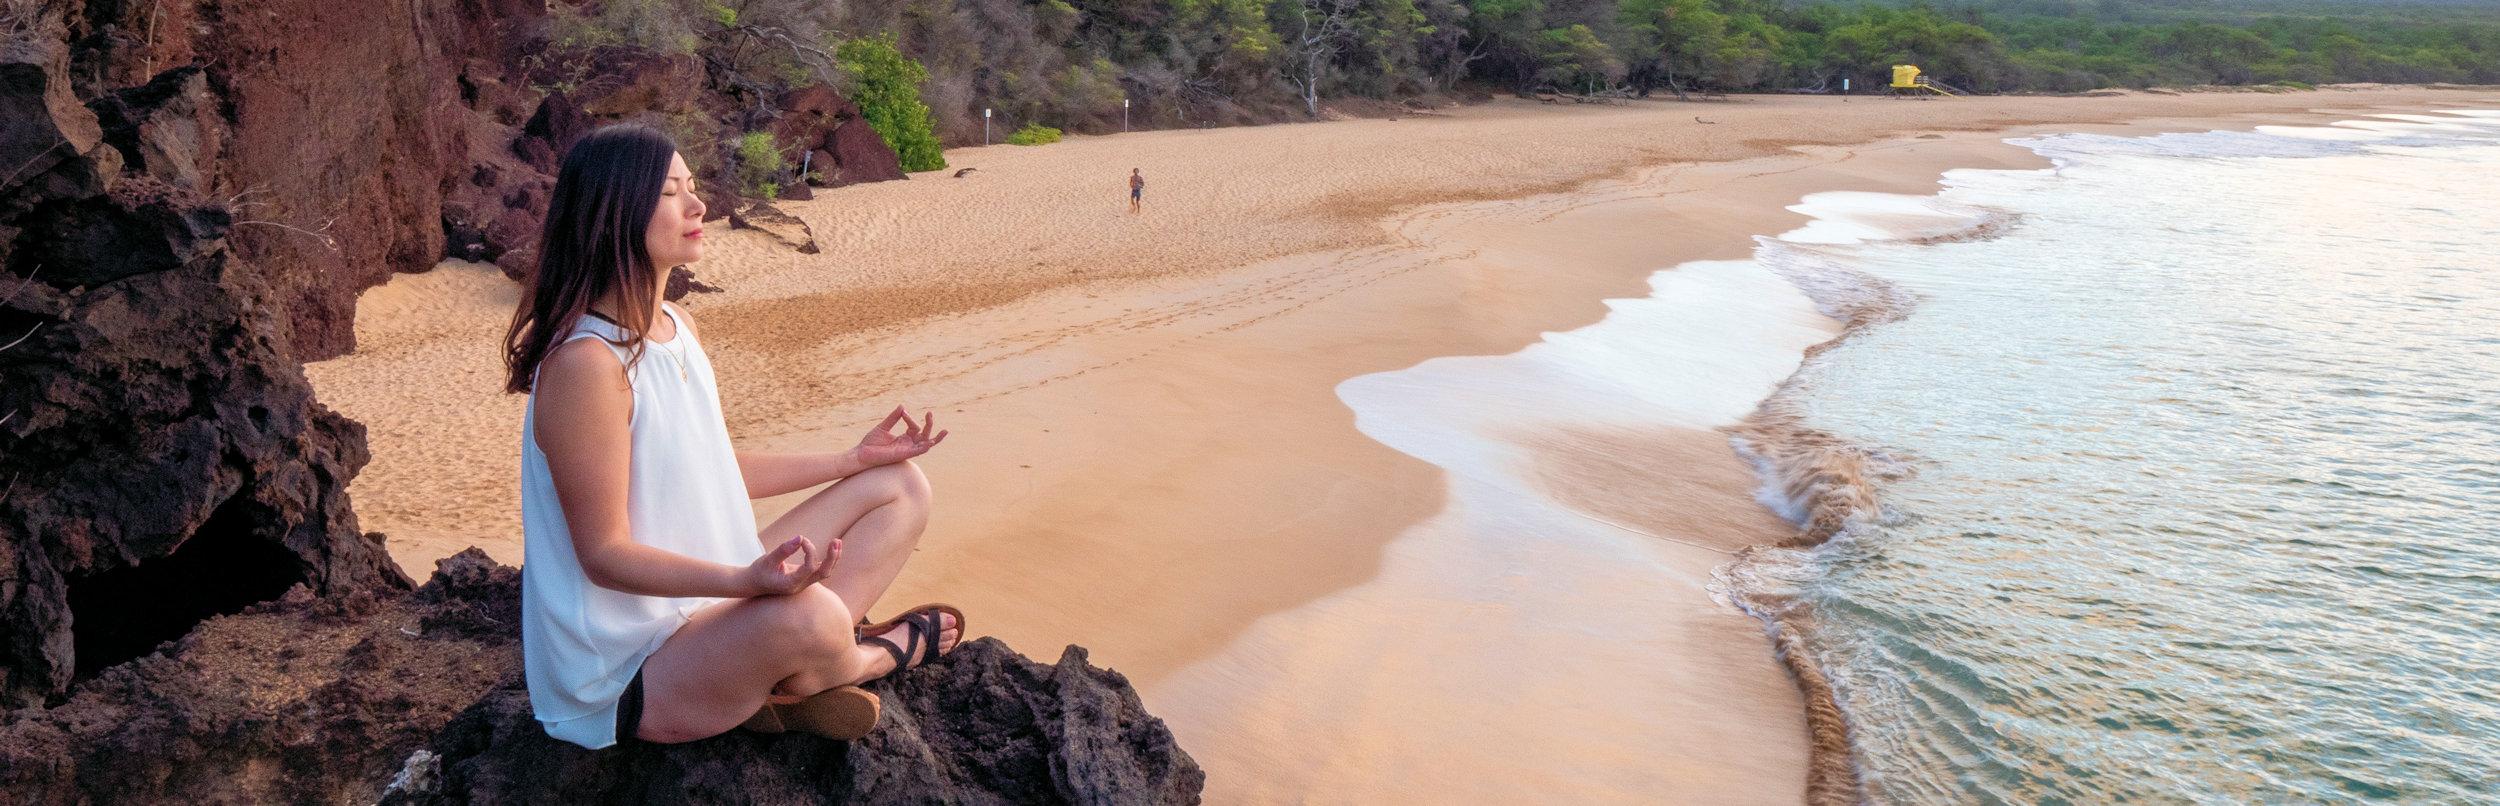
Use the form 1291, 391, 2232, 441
1130, 187, 1142, 200
614, 663, 648, 743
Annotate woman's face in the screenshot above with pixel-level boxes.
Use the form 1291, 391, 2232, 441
644, 152, 706, 272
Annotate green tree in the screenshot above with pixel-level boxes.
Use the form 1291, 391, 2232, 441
1171, 0, 1283, 96
1536, 23, 1626, 89
837, 35, 948, 172
1456, 0, 1549, 88
1617, 0, 1730, 92
734, 130, 785, 198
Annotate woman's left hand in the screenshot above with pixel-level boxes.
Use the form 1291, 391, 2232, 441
853, 406, 948, 467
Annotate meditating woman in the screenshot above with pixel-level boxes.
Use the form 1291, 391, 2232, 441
500, 123, 963, 748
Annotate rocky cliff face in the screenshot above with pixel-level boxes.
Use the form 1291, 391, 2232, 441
65, 0, 477, 362
770, 85, 909, 192
49, 0, 898, 362
3, 5, 1180, 800
1, 0, 900, 709
0, 26, 408, 711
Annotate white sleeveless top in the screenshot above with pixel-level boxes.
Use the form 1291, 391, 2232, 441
518, 301, 763, 749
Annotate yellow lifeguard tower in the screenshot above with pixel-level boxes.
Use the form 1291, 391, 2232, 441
1890, 64, 1962, 97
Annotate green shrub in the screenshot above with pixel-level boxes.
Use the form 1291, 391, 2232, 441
735, 131, 785, 198
656, 108, 719, 175
837, 35, 948, 172
2270, 79, 2315, 90
1005, 123, 1064, 146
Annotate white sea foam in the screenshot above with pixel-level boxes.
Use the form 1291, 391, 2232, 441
1726, 109, 2500, 802
1323, 106, 2500, 803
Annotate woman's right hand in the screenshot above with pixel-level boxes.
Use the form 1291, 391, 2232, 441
741, 534, 840, 596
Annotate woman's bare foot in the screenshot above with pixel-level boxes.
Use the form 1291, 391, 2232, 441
855, 607, 963, 682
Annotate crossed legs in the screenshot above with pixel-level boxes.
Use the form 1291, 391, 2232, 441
630, 461, 961, 743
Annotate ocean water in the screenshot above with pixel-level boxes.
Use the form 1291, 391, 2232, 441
1722, 111, 2500, 802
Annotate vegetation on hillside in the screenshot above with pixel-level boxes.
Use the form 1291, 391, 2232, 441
549, 0, 2500, 151
1006, 122, 1067, 144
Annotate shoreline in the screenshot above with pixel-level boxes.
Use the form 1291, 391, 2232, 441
1711, 109, 2500, 801
310, 90, 2498, 568
302, 88, 2500, 801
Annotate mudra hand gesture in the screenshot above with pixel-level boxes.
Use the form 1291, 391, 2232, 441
742, 534, 840, 596
854, 406, 947, 467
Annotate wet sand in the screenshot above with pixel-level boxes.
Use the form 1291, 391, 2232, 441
302, 87, 2500, 801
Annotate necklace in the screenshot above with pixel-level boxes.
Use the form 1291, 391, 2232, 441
584, 308, 690, 381
652, 333, 690, 382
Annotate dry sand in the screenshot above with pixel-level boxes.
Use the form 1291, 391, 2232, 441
302, 87, 2500, 802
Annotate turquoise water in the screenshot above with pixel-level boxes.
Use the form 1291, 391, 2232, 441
1725, 111, 2500, 802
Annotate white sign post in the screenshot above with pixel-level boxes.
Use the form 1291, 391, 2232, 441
1123, 97, 1131, 132
983, 107, 992, 145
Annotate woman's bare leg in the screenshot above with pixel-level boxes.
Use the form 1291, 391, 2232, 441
633, 460, 972, 742
754, 460, 962, 686
756, 461, 932, 621
631, 585, 895, 743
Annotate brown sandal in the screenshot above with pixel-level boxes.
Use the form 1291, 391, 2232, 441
738, 684, 880, 740
856, 603, 966, 644
857, 603, 965, 673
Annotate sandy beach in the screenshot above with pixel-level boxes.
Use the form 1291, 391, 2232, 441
302, 86, 2500, 801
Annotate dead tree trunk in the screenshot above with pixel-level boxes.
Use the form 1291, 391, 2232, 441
1286, 0, 1355, 118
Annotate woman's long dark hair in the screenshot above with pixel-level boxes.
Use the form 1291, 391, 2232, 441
501, 123, 679, 394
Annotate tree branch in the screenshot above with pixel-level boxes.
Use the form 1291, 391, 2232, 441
230, 217, 342, 252
2, 263, 35, 309
220, 184, 341, 252
0, 322, 39, 352
1, 141, 64, 193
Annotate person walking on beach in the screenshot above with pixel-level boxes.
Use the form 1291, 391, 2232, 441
502, 123, 965, 750
1129, 167, 1145, 214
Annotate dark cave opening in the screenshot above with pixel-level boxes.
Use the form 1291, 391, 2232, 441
65, 493, 307, 680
